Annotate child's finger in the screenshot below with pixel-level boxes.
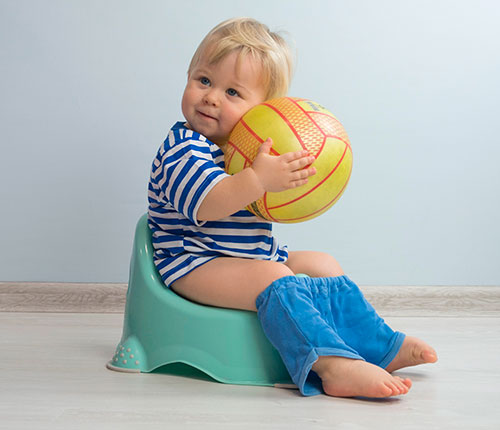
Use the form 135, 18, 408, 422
291, 167, 316, 187
288, 155, 316, 172
291, 166, 316, 182
281, 149, 310, 162
289, 177, 309, 188
258, 138, 273, 154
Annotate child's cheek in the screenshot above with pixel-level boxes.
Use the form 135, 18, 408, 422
224, 106, 241, 129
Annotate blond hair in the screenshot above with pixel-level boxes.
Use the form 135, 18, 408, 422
187, 18, 294, 100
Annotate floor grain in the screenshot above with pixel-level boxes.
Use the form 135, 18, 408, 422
1, 312, 499, 429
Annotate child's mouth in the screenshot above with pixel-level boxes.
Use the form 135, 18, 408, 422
198, 111, 217, 121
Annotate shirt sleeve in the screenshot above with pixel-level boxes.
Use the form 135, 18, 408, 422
158, 139, 230, 226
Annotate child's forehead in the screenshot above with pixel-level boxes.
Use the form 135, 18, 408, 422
197, 50, 263, 80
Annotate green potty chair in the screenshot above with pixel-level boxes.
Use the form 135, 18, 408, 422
106, 214, 294, 387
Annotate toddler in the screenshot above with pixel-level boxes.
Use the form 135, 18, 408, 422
148, 17, 437, 398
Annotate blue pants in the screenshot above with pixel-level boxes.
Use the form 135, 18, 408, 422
255, 275, 405, 396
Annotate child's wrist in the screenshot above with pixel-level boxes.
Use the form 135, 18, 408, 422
247, 166, 266, 196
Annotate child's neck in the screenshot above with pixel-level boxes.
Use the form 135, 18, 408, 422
184, 121, 228, 152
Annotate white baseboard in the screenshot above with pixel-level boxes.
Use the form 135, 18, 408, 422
0, 282, 499, 316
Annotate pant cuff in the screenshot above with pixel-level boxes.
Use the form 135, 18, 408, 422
378, 331, 406, 369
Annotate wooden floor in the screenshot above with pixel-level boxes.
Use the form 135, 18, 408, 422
1, 285, 500, 429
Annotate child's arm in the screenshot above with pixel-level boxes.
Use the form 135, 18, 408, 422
197, 138, 316, 221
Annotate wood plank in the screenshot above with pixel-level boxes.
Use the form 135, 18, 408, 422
0, 282, 499, 316
0, 282, 127, 313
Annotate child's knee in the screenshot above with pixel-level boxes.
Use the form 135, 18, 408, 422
286, 251, 344, 277
254, 262, 294, 298
266, 261, 295, 283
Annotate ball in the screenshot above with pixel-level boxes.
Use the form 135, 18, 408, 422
225, 97, 352, 223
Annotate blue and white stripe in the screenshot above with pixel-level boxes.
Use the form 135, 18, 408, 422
148, 122, 288, 287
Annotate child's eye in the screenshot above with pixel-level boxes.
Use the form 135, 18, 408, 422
200, 77, 211, 86
227, 88, 239, 97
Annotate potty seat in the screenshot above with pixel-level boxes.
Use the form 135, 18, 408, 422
106, 214, 294, 387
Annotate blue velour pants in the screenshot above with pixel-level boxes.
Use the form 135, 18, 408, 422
255, 275, 405, 396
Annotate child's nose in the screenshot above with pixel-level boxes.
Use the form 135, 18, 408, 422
203, 89, 220, 106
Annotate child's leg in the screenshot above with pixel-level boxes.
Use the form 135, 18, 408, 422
320, 275, 406, 368
256, 276, 411, 397
329, 276, 438, 371
170, 257, 294, 311
284, 251, 344, 277
286, 251, 437, 372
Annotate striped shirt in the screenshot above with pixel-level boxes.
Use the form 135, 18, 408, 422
148, 122, 288, 287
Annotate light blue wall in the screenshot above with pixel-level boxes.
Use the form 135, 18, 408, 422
1, 0, 499, 285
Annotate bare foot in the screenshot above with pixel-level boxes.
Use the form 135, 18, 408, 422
312, 356, 412, 398
385, 336, 438, 373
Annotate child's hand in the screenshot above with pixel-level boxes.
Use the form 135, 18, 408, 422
251, 138, 317, 193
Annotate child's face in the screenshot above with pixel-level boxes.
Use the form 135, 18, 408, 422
182, 51, 267, 146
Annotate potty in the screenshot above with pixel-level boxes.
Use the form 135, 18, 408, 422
106, 214, 293, 387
